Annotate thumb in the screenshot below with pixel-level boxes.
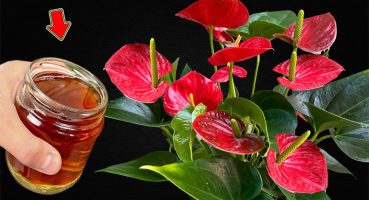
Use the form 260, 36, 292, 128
0, 101, 62, 175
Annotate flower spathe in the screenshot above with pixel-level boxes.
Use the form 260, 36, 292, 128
105, 44, 172, 103
208, 37, 272, 66
273, 54, 344, 90
176, 0, 249, 29
274, 13, 337, 54
163, 71, 223, 116
266, 134, 328, 194
193, 110, 264, 154
211, 65, 247, 82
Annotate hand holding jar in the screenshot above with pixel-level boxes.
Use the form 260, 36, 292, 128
0, 59, 108, 194
0, 60, 62, 176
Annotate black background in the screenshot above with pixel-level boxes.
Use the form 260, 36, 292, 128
0, 0, 368, 199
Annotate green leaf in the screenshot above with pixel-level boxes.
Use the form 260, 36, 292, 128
249, 21, 286, 40
252, 91, 297, 149
305, 103, 362, 133
320, 149, 354, 176
141, 157, 262, 200
218, 97, 268, 151
288, 70, 369, 161
252, 192, 274, 200
279, 187, 331, 200
97, 151, 178, 182
230, 10, 296, 39
330, 126, 369, 162
172, 107, 196, 162
171, 57, 180, 81
160, 58, 180, 83
180, 63, 192, 77
105, 97, 171, 127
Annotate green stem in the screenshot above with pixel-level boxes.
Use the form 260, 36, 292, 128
323, 48, 330, 57
227, 62, 237, 98
283, 88, 290, 96
208, 26, 217, 72
218, 42, 225, 49
150, 38, 159, 88
161, 127, 173, 140
251, 55, 260, 97
315, 135, 332, 145
277, 130, 311, 164
310, 131, 321, 142
261, 188, 284, 198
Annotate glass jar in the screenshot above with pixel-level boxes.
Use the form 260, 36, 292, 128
6, 57, 108, 194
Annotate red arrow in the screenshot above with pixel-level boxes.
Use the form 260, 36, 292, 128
46, 8, 72, 41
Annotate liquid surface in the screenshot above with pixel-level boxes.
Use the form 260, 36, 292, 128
7, 76, 104, 193
35, 76, 99, 110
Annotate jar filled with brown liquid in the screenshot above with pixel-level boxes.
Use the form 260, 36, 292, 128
6, 58, 108, 194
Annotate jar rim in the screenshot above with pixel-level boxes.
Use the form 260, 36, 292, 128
26, 57, 108, 117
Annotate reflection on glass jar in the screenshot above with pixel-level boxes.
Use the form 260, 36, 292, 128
6, 57, 108, 195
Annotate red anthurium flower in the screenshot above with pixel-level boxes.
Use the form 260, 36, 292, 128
274, 13, 336, 54
163, 71, 223, 116
205, 26, 234, 44
105, 44, 172, 103
176, 0, 249, 29
208, 37, 272, 66
211, 65, 247, 82
193, 110, 264, 154
273, 54, 344, 90
267, 134, 328, 194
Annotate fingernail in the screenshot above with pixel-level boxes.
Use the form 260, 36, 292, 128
40, 151, 61, 175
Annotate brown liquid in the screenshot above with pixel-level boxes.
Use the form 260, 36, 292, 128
7, 77, 104, 189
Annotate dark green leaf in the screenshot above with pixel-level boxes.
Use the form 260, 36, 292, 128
141, 157, 262, 200
105, 97, 171, 127
289, 69, 369, 130
288, 70, 369, 161
172, 107, 196, 162
320, 149, 354, 176
97, 151, 178, 182
330, 126, 369, 162
231, 10, 296, 39
252, 91, 297, 149
279, 187, 331, 200
180, 64, 192, 77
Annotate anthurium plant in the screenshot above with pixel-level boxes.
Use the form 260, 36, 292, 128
98, 0, 368, 199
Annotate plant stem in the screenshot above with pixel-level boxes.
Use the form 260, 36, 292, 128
208, 26, 217, 72
310, 130, 321, 142
251, 55, 260, 97
161, 127, 173, 140
227, 62, 237, 98
315, 135, 332, 145
218, 42, 225, 49
283, 88, 290, 96
261, 187, 284, 198
323, 48, 330, 57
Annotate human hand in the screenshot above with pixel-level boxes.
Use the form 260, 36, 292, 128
0, 61, 62, 175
